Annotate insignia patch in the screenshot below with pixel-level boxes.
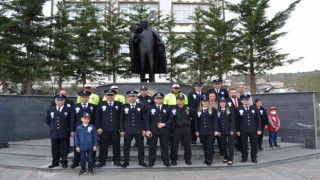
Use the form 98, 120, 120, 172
88, 126, 92, 133
90, 106, 93, 110
221, 92, 224, 95
226, 110, 230, 115
151, 109, 156, 115
75, 107, 80, 113
102, 105, 107, 111
239, 109, 244, 116
163, 109, 166, 113
197, 112, 201, 117
67, 104, 71, 107
115, 106, 119, 110
186, 110, 189, 115
125, 108, 129, 114
148, 99, 151, 102
251, 110, 255, 113
172, 109, 176, 115
50, 112, 54, 118
137, 108, 141, 111
260, 110, 263, 115
64, 112, 68, 116
228, 102, 232, 107
193, 94, 197, 99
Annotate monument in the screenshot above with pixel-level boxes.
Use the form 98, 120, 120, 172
129, 20, 167, 83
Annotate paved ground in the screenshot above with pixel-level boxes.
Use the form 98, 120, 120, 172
1, 157, 320, 180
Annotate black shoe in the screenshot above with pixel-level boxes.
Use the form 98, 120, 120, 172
185, 160, 192, 165
206, 161, 212, 166
61, 164, 68, 169
113, 161, 122, 167
270, 145, 274, 148
88, 169, 94, 176
241, 158, 247, 163
191, 141, 197, 144
252, 159, 258, 163
223, 159, 228, 163
163, 162, 170, 167
274, 144, 280, 147
203, 160, 208, 164
122, 162, 129, 168
70, 163, 79, 169
171, 161, 177, 166
258, 146, 263, 151
48, 164, 59, 168
139, 162, 147, 167
148, 162, 154, 167
97, 162, 106, 168
228, 161, 233, 166
78, 169, 87, 176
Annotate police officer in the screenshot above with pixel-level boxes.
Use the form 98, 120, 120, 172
46, 94, 72, 168
76, 84, 100, 105
170, 94, 193, 166
95, 89, 122, 167
254, 98, 269, 151
120, 90, 147, 168
194, 96, 218, 166
207, 79, 229, 100
137, 86, 153, 107
217, 97, 236, 165
70, 91, 97, 168
236, 94, 262, 163
145, 93, 173, 167
188, 82, 207, 144
50, 89, 74, 108
164, 84, 188, 106
102, 85, 126, 104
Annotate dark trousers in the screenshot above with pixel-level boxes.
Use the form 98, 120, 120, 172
199, 135, 214, 162
191, 120, 197, 143
269, 131, 278, 145
220, 134, 235, 161
99, 132, 121, 162
240, 132, 258, 159
80, 150, 94, 170
235, 136, 242, 151
258, 128, 265, 147
51, 138, 68, 165
170, 126, 191, 161
148, 134, 169, 163
73, 140, 96, 165
123, 133, 144, 163
216, 136, 222, 154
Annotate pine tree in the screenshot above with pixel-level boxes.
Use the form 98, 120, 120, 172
0, 0, 50, 95
228, 0, 302, 93
69, 0, 104, 86
97, 0, 130, 83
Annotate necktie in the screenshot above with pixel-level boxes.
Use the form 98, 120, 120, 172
109, 103, 112, 107
83, 104, 87, 109
57, 107, 61, 113
234, 98, 238, 108
131, 105, 135, 109
246, 107, 249, 111
203, 108, 207, 113
157, 106, 161, 110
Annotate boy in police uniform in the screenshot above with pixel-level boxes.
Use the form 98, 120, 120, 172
70, 90, 97, 168
46, 94, 72, 168
145, 93, 173, 167
235, 94, 262, 163
120, 90, 147, 168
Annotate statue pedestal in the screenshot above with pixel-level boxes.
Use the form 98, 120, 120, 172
95, 83, 192, 97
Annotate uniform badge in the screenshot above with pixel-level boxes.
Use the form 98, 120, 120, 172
124, 108, 129, 114
115, 106, 119, 110
239, 109, 244, 116
102, 105, 107, 111
151, 109, 156, 115
228, 102, 232, 107
227, 110, 230, 115
197, 112, 201, 117
148, 99, 151, 103
172, 109, 176, 115
260, 110, 263, 115
88, 126, 92, 133
50, 112, 54, 118
137, 108, 141, 111
163, 109, 166, 113
193, 94, 197, 99
90, 106, 93, 110
67, 104, 71, 107
75, 107, 80, 113
186, 110, 189, 115
221, 92, 224, 95
251, 110, 255, 114
64, 112, 68, 116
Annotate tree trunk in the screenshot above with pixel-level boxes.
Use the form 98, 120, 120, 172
26, 76, 33, 95
249, 45, 256, 94
82, 73, 86, 87
58, 76, 62, 90
112, 62, 116, 83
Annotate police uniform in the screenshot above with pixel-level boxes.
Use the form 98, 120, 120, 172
236, 95, 261, 163
217, 97, 236, 164
170, 94, 193, 165
164, 84, 188, 106
194, 96, 218, 165
51, 99, 74, 108
95, 89, 122, 167
120, 91, 147, 167
70, 91, 97, 168
256, 106, 268, 149
45, 95, 72, 168
207, 79, 229, 100
227, 96, 242, 151
137, 86, 153, 107
146, 93, 173, 167
102, 85, 126, 104
188, 82, 207, 144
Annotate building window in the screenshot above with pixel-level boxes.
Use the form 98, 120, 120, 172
119, 3, 159, 20
66, 2, 106, 21
173, 4, 209, 23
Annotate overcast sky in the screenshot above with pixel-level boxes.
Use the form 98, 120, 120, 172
43, 0, 319, 74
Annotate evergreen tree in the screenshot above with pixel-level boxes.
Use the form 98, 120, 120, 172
98, 0, 130, 83
69, 0, 104, 86
228, 0, 302, 93
0, 0, 50, 95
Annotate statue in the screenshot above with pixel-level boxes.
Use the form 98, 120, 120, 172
129, 20, 166, 82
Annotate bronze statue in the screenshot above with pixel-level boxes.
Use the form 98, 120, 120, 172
129, 20, 166, 82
